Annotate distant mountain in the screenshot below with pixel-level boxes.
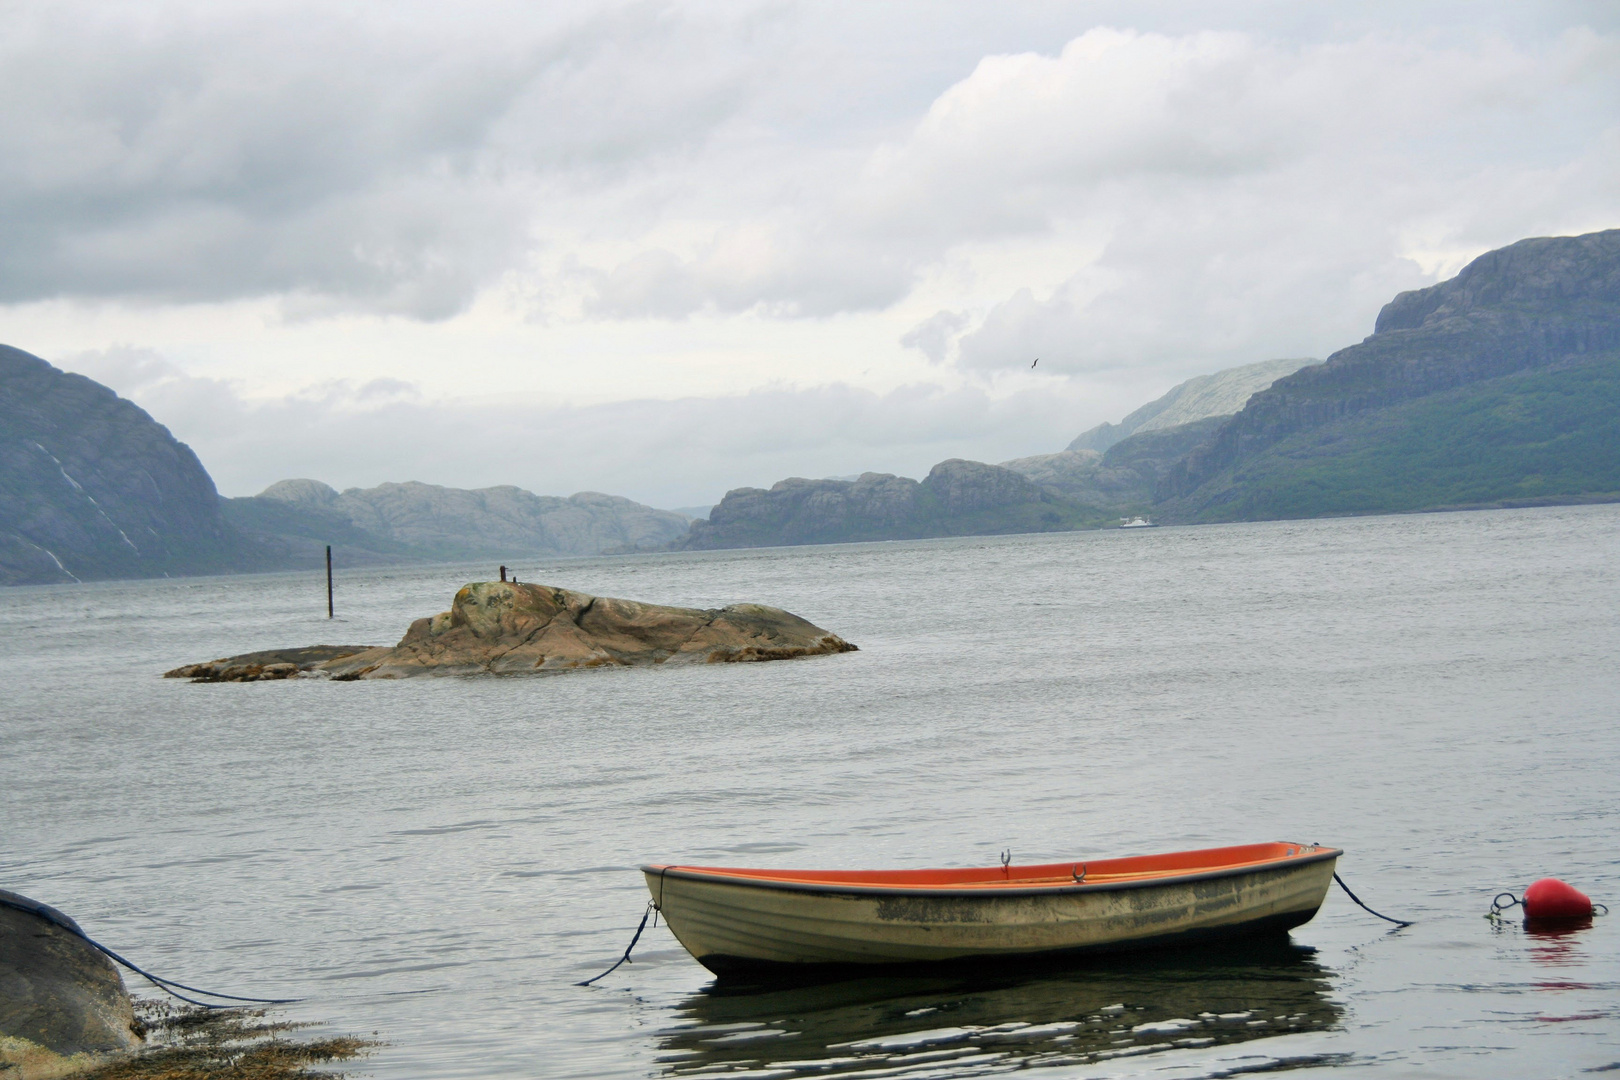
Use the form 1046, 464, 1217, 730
677, 459, 1111, 549
686, 226, 1620, 550
14, 229, 1613, 580
1068, 357, 1318, 453
1160, 229, 1620, 519
1001, 417, 1228, 511
2, 343, 697, 585
1, 345, 250, 586
218, 483, 419, 568
225, 479, 691, 563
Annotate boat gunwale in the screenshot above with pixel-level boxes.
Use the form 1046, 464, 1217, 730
640, 846, 1342, 900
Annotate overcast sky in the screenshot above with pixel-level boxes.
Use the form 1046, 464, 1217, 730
3, 0, 1617, 508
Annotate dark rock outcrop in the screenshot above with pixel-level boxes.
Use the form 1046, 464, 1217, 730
679, 459, 1106, 549
1, 890, 142, 1079
167, 582, 855, 679
0, 345, 245, 586
922, 458, 1039, 515
1162, 230, 1620, 506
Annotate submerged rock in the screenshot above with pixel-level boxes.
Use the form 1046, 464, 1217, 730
167, 582, 856, 681
0, 890, 142, 1079
164, 645, 375, 682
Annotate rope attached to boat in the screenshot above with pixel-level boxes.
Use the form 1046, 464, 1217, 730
577, 900, 658, 986
578, 867, 669, 987
1332, 872, 1413, 928
0, 895, 301, 1008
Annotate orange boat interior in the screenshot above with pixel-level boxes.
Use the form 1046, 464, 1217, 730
649, 842, 1335, 890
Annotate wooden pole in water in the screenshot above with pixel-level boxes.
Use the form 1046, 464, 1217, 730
326, 545, 334, 619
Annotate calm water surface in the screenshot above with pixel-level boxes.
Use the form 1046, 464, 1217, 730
3, 505, 1618, 1078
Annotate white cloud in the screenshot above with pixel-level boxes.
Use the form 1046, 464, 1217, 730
881, 26, 1620, 375
557, 20, 1620, 379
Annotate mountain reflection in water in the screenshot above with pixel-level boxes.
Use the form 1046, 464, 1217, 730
654, 939, 1341, 1078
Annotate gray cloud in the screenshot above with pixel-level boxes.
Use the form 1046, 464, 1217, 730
0, 1, 761, 316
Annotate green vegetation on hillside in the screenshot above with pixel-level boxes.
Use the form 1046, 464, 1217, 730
1183, 354, 1620, 521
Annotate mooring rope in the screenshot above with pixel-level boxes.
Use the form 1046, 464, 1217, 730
1488, 892, 1522, 918
0, 895, 300, 1008
578, 867, 670, 988
1333, 872, 1414, 928
577, 901, 657, 986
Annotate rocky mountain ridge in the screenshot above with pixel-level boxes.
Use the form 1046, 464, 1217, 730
1000, 416, 1228, 511
994, 356, 1318, 512
231, 478, 689, 563
2, 344, 699, 584
1161, 229, 1620, 514
9, 229, 1616, 580
678, 458, 1110, 549
1154, 353, 1620, 520
0, 345, 247, 586
754, 229, 1620, 539
1068, 357, 1317, 453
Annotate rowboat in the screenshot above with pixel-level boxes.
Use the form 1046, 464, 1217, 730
642, 841, 1340, 977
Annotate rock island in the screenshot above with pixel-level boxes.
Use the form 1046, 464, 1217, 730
166, 581, 856, 681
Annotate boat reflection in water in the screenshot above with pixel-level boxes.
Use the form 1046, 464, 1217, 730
654, 938, 1342, 1078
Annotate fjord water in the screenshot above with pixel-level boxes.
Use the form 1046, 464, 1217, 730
3, 505, 1618, 1079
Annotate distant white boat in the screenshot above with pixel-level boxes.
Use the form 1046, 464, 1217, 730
1120, 516, 1158, 528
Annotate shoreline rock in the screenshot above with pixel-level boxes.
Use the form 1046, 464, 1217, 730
166, 582, 856, 681
164, 645, 376, 682
1, 890, 142, 1080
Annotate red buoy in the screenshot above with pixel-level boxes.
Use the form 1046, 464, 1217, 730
1522, 878, 1593, 920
